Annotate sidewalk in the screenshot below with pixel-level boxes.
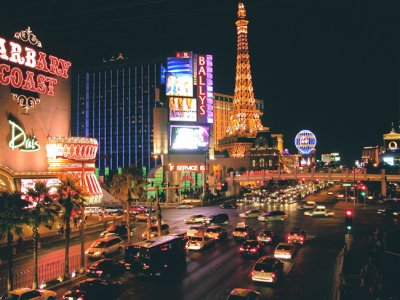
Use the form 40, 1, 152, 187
0, 216, 120, 264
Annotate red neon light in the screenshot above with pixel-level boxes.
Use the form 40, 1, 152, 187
197, 55, 207, 116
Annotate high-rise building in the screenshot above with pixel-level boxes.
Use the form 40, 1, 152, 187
71, 55, 162, 176
218, 1, 264, 158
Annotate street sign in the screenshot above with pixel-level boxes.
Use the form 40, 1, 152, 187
342, 183, 352, 187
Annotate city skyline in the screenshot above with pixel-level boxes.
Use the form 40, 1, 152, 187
2, 0, 400, 164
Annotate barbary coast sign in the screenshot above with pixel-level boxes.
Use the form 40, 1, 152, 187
0, 35, 71, 97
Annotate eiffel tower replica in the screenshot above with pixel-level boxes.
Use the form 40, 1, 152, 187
218, 0, 264, 158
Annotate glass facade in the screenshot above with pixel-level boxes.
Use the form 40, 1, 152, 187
71, 58, 162, 176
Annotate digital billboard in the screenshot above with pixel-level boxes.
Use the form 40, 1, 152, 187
169, 124, 210, 152
166, 72, 193, 97
169, 97, 197, 121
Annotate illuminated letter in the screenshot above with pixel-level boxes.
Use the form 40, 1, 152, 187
9, 42, 25, 65
8, 120, 26, 150
59, 59, 72, 78
48, 55, 62, 76
198, 55, 205, 66
36, 52, 49, 72
36, 74, 47, 94
10, 67, 23, 88
0, 64, 10, 85
46, 77, 58, 96
198, 66, 206, 76
22, 71, 37, 92
24, 47, 36, 68
0, 38, 9, 60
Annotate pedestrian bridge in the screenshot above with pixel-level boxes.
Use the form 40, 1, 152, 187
230, 169, 400, 183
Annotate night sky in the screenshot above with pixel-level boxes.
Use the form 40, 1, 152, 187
2, 0, 400, 165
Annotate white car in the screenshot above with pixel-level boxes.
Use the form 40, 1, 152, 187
298, 201, 316, 210
251, 256, 284, 284
186, 235, 215, 250
176, 203, 194, 209
274, 242, 295, 260
184, 214, 208, 224
304, 205, 335, 217
2, 287, 57, 300
239, 209, 264, 218
186, 224, 207, 237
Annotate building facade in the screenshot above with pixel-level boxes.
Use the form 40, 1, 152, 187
71, 55, 163, 176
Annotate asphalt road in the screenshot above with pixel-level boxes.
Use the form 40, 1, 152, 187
4, 186, 399, 300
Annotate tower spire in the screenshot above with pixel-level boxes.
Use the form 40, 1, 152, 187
219, 0, 263, 157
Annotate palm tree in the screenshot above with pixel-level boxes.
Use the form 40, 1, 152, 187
56, 176, 84, 279
110, 165, 147, 244
0, 191, 30, 292
26, 181, 58, 289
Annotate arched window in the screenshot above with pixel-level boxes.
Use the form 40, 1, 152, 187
260, 158, 265, 167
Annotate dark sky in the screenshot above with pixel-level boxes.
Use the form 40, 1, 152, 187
2, 0, 400, 165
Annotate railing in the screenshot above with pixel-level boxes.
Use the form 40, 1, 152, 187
0, 254, 86, 295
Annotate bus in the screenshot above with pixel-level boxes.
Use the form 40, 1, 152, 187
124, 235, 186, 276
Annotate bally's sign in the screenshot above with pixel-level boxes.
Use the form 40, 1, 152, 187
8, 119, 40, 152
0, 33, 71, 97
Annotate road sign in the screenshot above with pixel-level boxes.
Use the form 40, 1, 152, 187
342, 183, 352, 187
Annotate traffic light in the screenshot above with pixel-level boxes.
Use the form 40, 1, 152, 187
345, 210, 353, 232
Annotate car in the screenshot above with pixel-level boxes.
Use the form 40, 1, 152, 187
204, 213, 229, 225
327, 191, 334, 195
336, 193, 345, 198
186, 224, 207, 237
225, 288, 261, 300
274, 242, 295, 260
135, 213, 155, 222
232, 223, 256, 242
86, 258, 125, 279
239, 240, 264, 257
184, 214, 208, 224
377, 207, 400, 217
2, 287, 57, 300
186, 235, 215, 251
304, 205, 335, 217
287, 228, 306, 245
176, 203, 194, 209
100, 225, 128, 238
141, 224, 170, 240
84, 206, 103, 215
251, 256, 284, 284
204, 225, 228, 240
297, 201, 316, 210
85, 236, 125, 259
239, 209, 264, 218
257, 230, 275, 244
258, 210, 287, 222
62, 278, 121, 300
219, 202, 238, 209
129, 205, 147, 214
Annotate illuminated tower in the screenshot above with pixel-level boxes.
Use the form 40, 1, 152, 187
219, 1, 264, 157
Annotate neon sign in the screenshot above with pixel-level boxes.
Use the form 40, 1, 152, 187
8, 120, 40, 152
0, 36, 72, 97
197, 54, 213, 123
168, 165, 205, 171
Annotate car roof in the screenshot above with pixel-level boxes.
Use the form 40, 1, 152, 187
9, 287, 33, 295
95, 236, 122, 242
207, 225, 222, 229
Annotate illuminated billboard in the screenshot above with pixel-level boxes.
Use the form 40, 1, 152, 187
294, 130, 317, 155
169, 97, 197, 121
166, 72, 193, 97
169, 124, 210, 151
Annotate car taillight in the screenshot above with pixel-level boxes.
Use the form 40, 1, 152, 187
244, 232, 248, 236
196, 243, 200, 246
266, 237, 271, 241
239, 247, 244, 251
96, 270, 103, 274
250, 248, 257, 252
251, 271, 254, 276
287, 236, 291, 240
272, 273, 276, 278
300, 237, 304, 240
77, 297, 84, 300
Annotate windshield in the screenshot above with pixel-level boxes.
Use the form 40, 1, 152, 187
254, 262, 275, 272
3, 294, 19, 300
191, 237, 203, 242
206, 228, 218, 233
234, 228, 247, 232
277, 245, 292, 251
91, 241, 107, 248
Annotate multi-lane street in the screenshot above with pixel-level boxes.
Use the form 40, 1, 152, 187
2, 185, 398, 300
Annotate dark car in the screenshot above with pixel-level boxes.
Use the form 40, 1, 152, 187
62, 278, 121, 300
204, 213, 229, 225
257, 230, 275, 244
86, 259, 125, 279
287, 228, 306, 245
239, 240, 264, 257
100, 225, 128, 238
219, 202, 238, 209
